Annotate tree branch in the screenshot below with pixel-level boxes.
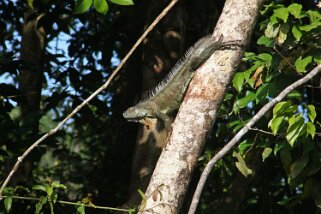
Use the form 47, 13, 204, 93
0, 0, 179, 200
188, 64, 321, 214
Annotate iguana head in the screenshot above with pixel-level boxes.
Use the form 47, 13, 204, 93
123, 105, 149, 123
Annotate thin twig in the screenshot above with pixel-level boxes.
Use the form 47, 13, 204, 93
1, 195, 130, 212
273, 46, 297, 71
188, 64, 321, 214
0, 0, 179, 199
250, 127, 276, 135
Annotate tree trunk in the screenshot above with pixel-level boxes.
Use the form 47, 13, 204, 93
139, 0, 263, 213
13, 9, 46, 186
19, 10, 46, 134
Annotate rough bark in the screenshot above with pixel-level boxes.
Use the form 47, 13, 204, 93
12, 9, 46, 186
19, 10, 46, 134
139, 0, 263, 213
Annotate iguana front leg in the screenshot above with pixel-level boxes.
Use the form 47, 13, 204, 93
123, 101, 172, 136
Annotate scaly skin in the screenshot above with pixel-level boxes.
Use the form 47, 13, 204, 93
123, 35, 240, 133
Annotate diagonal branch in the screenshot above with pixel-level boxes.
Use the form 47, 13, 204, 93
188, 64, 321, 214
0, 0, 179, 199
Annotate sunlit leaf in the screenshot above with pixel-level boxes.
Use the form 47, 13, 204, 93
257, 36, 274, 47
286, 115, 305, 146
273, 101, 291, 115
74, 0, 93, 14
233, 152, 253, 177
299, 22, 321, 32
268, 115, 285, 135
307, 105, 316, 122
273, 7, 289, 23
306, 122, 316, 139
277, 23, 289, 44
262, 147, 273, 161
32, 185, 47, 192
265, 22, 280, 38
294, 56, 312, 73
77, 205, 85, 214
27, 0, 34, 9
238, 140, 253, 154
232, 72, 244, 92
234, 92, 256, 109
4, 197, 12, 213
35, 196, 47, 214
287, 3, 302, 18
94, 0, 109, 15
292, 25, 302, 41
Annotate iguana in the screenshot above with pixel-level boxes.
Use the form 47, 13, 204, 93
123, 35, 240, 133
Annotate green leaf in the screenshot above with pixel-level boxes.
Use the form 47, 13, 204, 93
51, 181, 67, 190
243, 52, 257, 61
286, 115, 305, 146
33, 185, 47, 192
274, 142, 285, 155
137, 189, 147, 201
299, 22, 321, 32
307, 105, 316, 122
295, 56, 313, 73
4, 197, 12, 213
257, 53, 273, 62
265, 22, 280, 38
94, 0, 108, 15
273, 7, 289, 23
228, 119, 246, 132
27, 0, 34, 9
268, 116, 285, 135
306, 122, 316, 139
74, 0, 93, 14
77, 205, 85, 214
290, 155, 309, 178
51, 192, 58, 204
232, 72, 244, 92
256, 83, 272, 103
233, 152, 253, 177
257, 36, 274, 47
273, 101, 291, 115
314, 54, 321, 65
277, 23, 289, 44
234, 92, 256, 109
292, 25, 302, 41
110, 0, 134, 5
260, 2, 276, 15
224, 93, 233, 101
238, 140, 253, 154
262, 147, 273, 161
128, 208, 136, 214
35, 196, 48, 214
286, 90, 302, 100
287, 3, 302, 18
269, 14, 280, 26
280, 148, 292, 175
307, 10, 321, 23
